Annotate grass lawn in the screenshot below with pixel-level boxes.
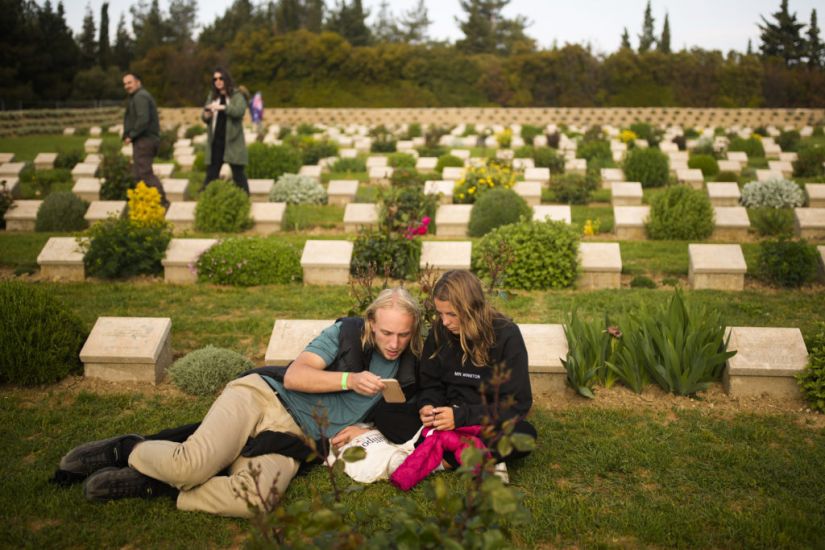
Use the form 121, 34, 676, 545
1, 385, 823, 548
0, 135, 121, 160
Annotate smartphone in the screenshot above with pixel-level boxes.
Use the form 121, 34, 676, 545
381, 379, 406, 403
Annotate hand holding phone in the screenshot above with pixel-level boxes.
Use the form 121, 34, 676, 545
380, 379, 405, 403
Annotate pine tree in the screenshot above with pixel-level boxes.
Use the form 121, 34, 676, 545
638, 0, 656, 53
758, 0, 805, 65
131, 0, 168, 57
167, 0, 197, 45
78, 3, 97, 68
98, 2, 111, 69
113, 13, 133, 70
275, 0, 303, 33
620, 27, 631, 50
456, 0, 529, 54
807, 9, 824, 68
198, 0, 259, 47
372, 0, 400, 43
400, 0, 431, 44
326, 0, 371, 46
658, 12, 671, 53
304, 0, 325, 32
747, 38, 753, 55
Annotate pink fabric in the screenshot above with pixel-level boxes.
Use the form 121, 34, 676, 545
389, 426, 486, 491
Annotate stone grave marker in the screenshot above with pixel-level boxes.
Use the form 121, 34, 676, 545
34, 153, 57, 171
600, 168, 624, 189
778, 152, 798, 162
676, 168, 704, 190
611, 182, 643, 206
120, 145, 133, 158
524, 167, 550, 184
819, 245, 825, 277
512, 158, 535, 171
724, 327, 808, 399
532, 205, 572, 224
726, 151, 748, 166
327, 180, 358, 206
71, 162, 98, 181
89, 126, 102, 136
250, 202, 286, 234
717, 159, 741, 173
450, 149, 470, 160
37, 237, 88, 281
175, 155, 196, 171
518, 324, 567, 393
165, 201, 197, 234
794, 207, 825, 239
424, 180, 454, 204
162, 178, 190, 202
513, 181, 542, 206
248, 179, 274, 202
84, 153, 102, 164
706, 182, 741, 207
0, 177, 19, 198
768, 160, 793, 178
0, 153, 14, 164
613, 206, 649, 239
265, 320, 333, 365
161, 238, 218, 284
688, 243, 747, 290
300, 240, 353, 285
420, 241, 472, 276
72, 178, 101, 202
84, 200, 126, 224
578, 242, 622, 290
3, 200, 41, 231
756, 169, 783, 182
343, 203, 379, 232
0, 162, 26, 178
368, 166, 393, 185
441, 167, 466, 181
416, 157, 438, 171
565, 158, 587, 174
84, 138, 102, 153
805, 183, 825, 208
80, 317, 173, 384
712, 206, 750, 240
435, 204, 472, 237
63, 127, 75, 136
299, 165, 322, 180
154, 164, 175, 178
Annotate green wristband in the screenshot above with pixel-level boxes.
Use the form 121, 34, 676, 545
341, 372, 349, 390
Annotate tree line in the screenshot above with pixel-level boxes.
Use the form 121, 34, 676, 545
1, 0, 823, 108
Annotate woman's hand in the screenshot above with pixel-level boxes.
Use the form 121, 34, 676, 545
431, 407, 455, 431
419, 405, 435, 427
331, 425, 370, 448
209, 101, 225, 112
346, 371, 385, 396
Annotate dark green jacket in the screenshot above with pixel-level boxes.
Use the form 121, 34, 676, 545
123, 87, 160, 141
203, 91, 248, 166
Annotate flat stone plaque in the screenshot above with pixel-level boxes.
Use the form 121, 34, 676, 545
805, 183, 825, 208
794, 207, 825, 239
162, 238, 218, 284
524, 167, 550, 183
34, 153, 57, 170
726, 151, 748, 166
442, 167, 466, 181
677, 168, 704, 190
688, 243, 747, 290
327, 180, 358, 206
0, 153, 15, 163
80, 317, 172, 384
450, 149, 470, 160
248, 179, 274, 202
424, 180, 454, 204
706, 182, 741, 207
416, 157, 438, 171
366, 156, 388, 168
712, 206, 750, 240
723, 327, 808, 399
717, 160, 741, 173
420, 241, 472, 275
611, 182, 643, 206
368, 166, 393, 185
578, 242, 621, 289
4, 200, 42, 231
512, 158, 535, 171
600, 168, 624, 189
0, 162, 26, 177
37, 237, 87, 281
154, 164, 174, 178
519, 323, 568, 393
435, 204, 472, 237
513, 181, 542, 206
532, 205, 571, 224
85, 200, 126, 223
250, 202, 286, 234
72, 178, 101, 202
613, 206, 650, 240
756, 169, 783, 182
165, 201, 197, 234
343, 203, 379, 232
162, 178, 190, 202
72, 163, 98, 181
299, 165, 322, 180
84, 138, 102, 153
301, 240, 353, 285
768, 160, 793, 178
565, 158, 587, 174
264, 319, 334, 366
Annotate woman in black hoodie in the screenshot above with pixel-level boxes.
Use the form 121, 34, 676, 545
417, 270, 536, 464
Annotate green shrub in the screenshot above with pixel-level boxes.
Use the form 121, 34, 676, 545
814, 126, 824, 137
168, 345, 253, 395
630, 275, 657, 288
195, 180, 253, 232
291, 137, 338, 165
549, 173, 594, 204
197, 237, 302, 286
27, 169, 70, 197
296, 123, 319, 135
0, 185, 12, 229
468, 188, 531, 237
269, 173, 327, 204
157, 127, 177, 160
35, 192, 88, 232
390, 167, 424, 187
379, 186, 437, 235
749, 208, 795, 237
777, 130, 801, 152
577, 139, 611, 163
520, 124, 543, 143
629, 122, 660, 146
351, 230, 421, 280
561, 310, 616, 398
454, 161, 516, 204
100, 146, 132, 200
756, 239, 818, 288
533, 147, 565, 173
740, 178, 805, 208
691, 138, 716, 158
728, 137, 765, 158
473, 220, 579, 290
388, 152, 416, 168
184, 124, 206, 139
82, 218, 172, 279
688, 154, 719, 177
370, 125, 396, 153
436, 154, 463, 171
416, 144, 447, 158
54, 147, 85, 170
715, 171, 739, 182
402, 122, 422, 139
797, 322, 825, 413
646, 185, 714, 240
193, 151, 205, 172
330, 157, 366, 173
793, 144, 825, 178
247, 143, 303, 179
0, 281, 86, 386
624, 147, 669, 188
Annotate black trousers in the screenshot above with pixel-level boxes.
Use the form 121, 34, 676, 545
204, 148, 249, 194
132, 137, 168, 203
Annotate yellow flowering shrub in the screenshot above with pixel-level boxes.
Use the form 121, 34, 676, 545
582, 218, 601, 236
495, 128, 513, 148
453, 161, 516, 204
127, 181, 166, 225
619, 129, 638, 144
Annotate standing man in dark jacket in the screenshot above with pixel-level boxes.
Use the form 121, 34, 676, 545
122, 72, 168, 207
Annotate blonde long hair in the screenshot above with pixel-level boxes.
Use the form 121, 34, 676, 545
432, 270, 501, 367
361, 287, 423, 357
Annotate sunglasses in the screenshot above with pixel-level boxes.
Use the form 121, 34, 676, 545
213, 76, 223, 82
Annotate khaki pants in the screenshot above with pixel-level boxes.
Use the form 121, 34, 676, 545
129, 374, 303, 518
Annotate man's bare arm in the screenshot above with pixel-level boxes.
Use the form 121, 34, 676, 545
282, 351, 385, 395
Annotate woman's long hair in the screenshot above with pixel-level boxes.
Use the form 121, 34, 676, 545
431, 270, 502, 367
210, 67, 235, 99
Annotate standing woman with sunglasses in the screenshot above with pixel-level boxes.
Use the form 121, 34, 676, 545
202, 67, 250, 194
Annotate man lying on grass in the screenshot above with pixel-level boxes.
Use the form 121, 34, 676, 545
53, 287, 423, 518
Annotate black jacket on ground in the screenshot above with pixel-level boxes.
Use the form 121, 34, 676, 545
418, 317, 532, 428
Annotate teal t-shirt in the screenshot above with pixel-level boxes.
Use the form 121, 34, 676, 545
263, 322, 399, 440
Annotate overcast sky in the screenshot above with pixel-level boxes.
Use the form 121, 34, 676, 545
59, 0, 823, 55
